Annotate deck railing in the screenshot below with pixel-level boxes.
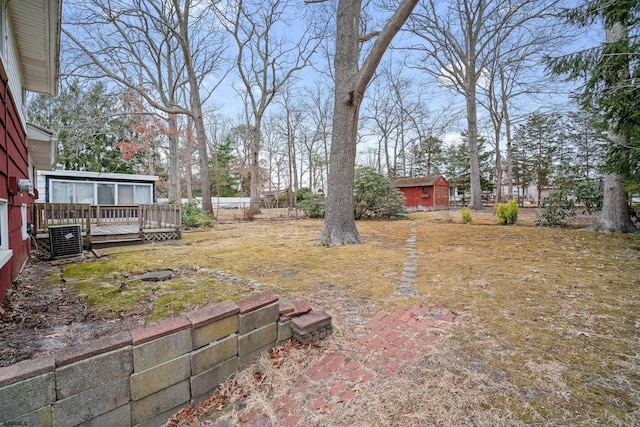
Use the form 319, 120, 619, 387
33, 203, 92, 235
139, 204, 181, 230
93, 205, 139, 226
33, 203, 181, 235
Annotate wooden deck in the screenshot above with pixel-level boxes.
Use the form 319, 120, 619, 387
33, 203, 181, 252
91, 224, 139, 235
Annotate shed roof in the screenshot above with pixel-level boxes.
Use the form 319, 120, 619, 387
392, 176, 446, 188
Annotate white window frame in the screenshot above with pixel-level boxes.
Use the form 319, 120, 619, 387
0, 198, 12, 269
21, 203, 28, 240
49, 179, 154, 205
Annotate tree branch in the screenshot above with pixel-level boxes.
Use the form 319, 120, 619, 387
351, 0, 419, 103
359, 31, 381, 42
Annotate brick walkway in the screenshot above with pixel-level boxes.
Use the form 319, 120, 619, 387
212, 303, 456, 427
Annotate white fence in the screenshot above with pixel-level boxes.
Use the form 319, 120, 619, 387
157, 197, 251, 209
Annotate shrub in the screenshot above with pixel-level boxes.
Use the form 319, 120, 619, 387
495, 199, 519, 225
181, 201, 214, 229
461, 207, 472, 223
295, 187, 313, 202
298, 196, 326, 218
574, 179, 603, 214
535, 191, 576, 227
353, 167, 407, 220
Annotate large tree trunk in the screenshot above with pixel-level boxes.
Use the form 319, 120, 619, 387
466, 82, 483, 210
176, 1, 212, 213
168, 113, 179, 201
192, 96, 212, 212
589, 20, 637, 234
318, 0, 417, 245
185, 119, 194, 201
318, 0, 363, 245
589, 171, 636, 233
166, 47, 179, 202
248, 123, 262, 215
318, 101, 363, 245
494, 126, 502, 203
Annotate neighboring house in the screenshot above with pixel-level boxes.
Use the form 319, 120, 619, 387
36, 170, 158, 205
499, 182, 555, 205
0, 1, 61, 302
392, 176, 450, 211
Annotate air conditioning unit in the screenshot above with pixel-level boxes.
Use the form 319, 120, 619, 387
49, 225, 83, 258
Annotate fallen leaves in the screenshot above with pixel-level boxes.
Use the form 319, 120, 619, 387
163, 378, 247, 427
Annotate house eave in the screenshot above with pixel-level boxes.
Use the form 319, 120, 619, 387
26, 123, 56, 170
8, 0, 62, 96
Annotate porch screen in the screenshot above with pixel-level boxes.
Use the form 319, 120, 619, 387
75, 183, 93, 204
135, 185, 152, 204
118, 185, 135, 204
98, 184, 115, 204
51, 181, 73, 203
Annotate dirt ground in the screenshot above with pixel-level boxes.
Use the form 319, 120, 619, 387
0, 258, 141, 366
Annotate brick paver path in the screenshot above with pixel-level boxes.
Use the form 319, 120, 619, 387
213, 303, 456, 426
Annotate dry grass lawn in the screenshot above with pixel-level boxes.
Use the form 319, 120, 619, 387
53, 208, 640, 425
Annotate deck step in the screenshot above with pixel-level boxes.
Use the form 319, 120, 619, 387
90, 238, 143, 249
90, 232, 140, 242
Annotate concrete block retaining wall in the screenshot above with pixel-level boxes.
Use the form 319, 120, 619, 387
0, 291, 321, 427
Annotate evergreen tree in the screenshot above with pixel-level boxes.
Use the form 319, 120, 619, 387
548, 0, 639, 232
210, 135, 241, 197
28, 82, 143, 173
443, 134, 493, 204
412, 136, 445, 177
513, 113, 561, 205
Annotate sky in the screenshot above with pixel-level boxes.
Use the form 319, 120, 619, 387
58, 0, 606, 185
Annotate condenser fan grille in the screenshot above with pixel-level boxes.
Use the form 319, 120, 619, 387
49, 225, 83, 257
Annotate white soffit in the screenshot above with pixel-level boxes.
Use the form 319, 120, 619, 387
8, 0, 61, 95
26, 123, 56, 170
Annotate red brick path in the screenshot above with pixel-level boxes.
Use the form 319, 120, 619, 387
214, 303, 456, 426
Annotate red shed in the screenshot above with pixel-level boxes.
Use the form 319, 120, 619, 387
392, 176, 450, 211
0, 2, 61, 302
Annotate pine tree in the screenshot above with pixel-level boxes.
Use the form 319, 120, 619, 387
548, 0, 639, 232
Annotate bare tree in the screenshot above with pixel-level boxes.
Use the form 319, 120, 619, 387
408, 0, 561, 209
317, 0, 418, 246
217, 0, 325, 214
478, 13, 562, 203
273, 90, 305, 216
363, 78, 401, 176
262, 116, 288, 199
63, 0, 229, 212
303, 81, 333, 194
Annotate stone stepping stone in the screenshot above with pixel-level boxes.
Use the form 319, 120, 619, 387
136, 270, 173, 281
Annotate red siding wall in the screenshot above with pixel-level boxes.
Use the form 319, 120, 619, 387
0, 76, 31, 302
397, 177, 450, 211
433, 180, 449, 209
400, 186, 435, 210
